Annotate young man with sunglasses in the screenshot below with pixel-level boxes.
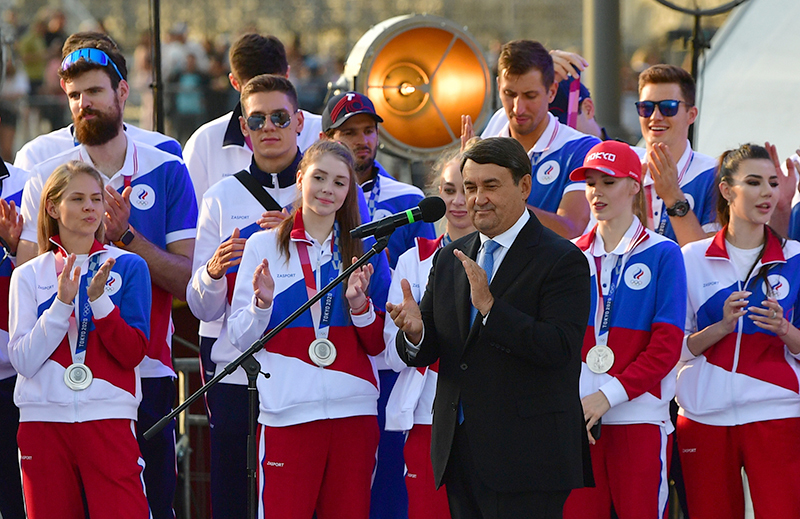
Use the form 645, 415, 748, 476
183, 33, 322, 206
16, 33, 198, 519
481, 40, 601, 239
187, 75, 391, 519
635, 64, 718, 246
13, 34, 182, 171
187, 72, 301, 519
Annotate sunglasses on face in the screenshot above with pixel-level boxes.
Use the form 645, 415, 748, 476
60, 48, 124, 81
635, 99, 689, 118
246, 110, 297, 131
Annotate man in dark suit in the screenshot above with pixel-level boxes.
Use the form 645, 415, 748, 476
387, 137, 592, 518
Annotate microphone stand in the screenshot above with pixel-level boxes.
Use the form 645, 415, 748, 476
144, 234, 391, 519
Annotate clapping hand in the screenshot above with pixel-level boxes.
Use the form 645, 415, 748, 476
0, 199, 23, 254
87, 257, 116, 302
386, 279, 423, 345
103, 185, 132, 243
647, 143, 683, 206
461, 115, 475, 152
454, 249, 494, 316
346, 256, 373, 313
57, 254, 81, 304
252, 259, 275, 309
207, 228, 247, 279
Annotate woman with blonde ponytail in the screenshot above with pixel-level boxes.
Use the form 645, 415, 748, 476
564, 141, 687, 519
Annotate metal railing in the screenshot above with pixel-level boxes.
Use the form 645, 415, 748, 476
173, 356, 208, 519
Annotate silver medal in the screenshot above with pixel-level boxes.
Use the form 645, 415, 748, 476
309, 338, 337, 367
64, 363, 93, 391
586, 345, 615, 374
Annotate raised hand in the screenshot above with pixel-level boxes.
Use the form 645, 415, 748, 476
87, 257, 116, 301
647, 143, 683, 206
346, 256, 374, 312
453, 249, 493, 316
207, 228, 247, 279
550, 49, 588, 82
0, 199, 23, 254
258, 208, 290, 230
765, 142, 797, 213
386, 279, 423, 345
461, 114, 475, 152
252, 258, 275, 309
103, 185, 132, 243
57, 254, 81, 304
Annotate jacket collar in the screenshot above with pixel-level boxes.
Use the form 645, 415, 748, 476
223, 103, 246, 148
49, 235, 107, 257
706, 226, 786, 264
248, 149, 302, 188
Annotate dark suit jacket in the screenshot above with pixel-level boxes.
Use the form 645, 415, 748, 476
397, 211, 592, 493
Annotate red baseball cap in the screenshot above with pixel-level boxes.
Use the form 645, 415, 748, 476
569, 140, 642, 183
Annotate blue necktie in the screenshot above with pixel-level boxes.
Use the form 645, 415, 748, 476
461, 239, 501, 425
469, 239, 501, 323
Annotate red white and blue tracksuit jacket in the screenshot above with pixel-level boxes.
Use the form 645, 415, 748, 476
575, 221, 686, 431
8, 238, 151, 423
679, 229, 800, 426
383, 236, 443, 431
0, 163, 31, 381
227, 212, 391, 427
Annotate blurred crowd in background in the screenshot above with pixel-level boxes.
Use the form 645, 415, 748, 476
0, 7, 346, 157
0, 4, 718, 164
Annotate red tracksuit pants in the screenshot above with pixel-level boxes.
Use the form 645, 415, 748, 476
563, 423, 671, 519
257, 415, 379, 519
17, 419, 149, 519
677, 415, 800, 519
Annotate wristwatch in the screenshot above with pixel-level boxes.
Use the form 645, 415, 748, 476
666, 199, 690, 217
114, 226, 135, 247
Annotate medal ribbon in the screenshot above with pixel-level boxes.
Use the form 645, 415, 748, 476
296, 222, 341, 340
654, 151, 694, 235
566, 77, 580, 129
591, 222, 648, 347
530, 122, 560, 167
73, 253, 104, 363
367, 174, 380, 220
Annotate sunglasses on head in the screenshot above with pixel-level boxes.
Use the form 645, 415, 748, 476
246, 110, 297, 131
635, 99, 691, 118
60, 48, 124, 82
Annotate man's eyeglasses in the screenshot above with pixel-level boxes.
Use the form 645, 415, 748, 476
61, 48, 124, 82
635, 99, 691, 118
246, 111, 298, 131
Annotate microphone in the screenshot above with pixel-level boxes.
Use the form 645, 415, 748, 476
351, 196, 446, 239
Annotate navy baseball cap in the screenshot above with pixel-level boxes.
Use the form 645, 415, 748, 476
549, 77, 591, 125
322, 91, 384, 132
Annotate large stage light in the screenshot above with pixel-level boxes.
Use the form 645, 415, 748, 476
341, 15, 493, 161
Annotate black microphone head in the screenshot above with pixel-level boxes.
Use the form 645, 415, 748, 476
419, 196, 447, 223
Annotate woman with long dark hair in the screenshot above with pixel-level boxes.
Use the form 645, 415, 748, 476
678, 144, 800, 518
